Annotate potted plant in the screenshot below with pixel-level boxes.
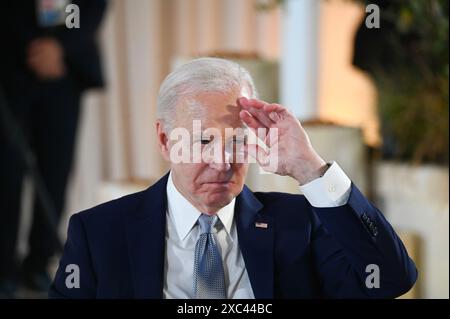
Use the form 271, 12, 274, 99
352, 0, 449, 298
353, 0, 448, 164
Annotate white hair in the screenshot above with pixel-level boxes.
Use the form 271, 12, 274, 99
156, 57, 258, 131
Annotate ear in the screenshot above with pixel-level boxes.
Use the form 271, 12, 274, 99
156, 120, 170, 161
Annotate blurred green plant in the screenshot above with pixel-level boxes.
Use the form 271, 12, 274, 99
352, 0, 448, 165
255, 0, 284, 11
258, 0, 449, 165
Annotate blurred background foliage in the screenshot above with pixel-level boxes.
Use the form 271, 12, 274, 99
352, 0, 448, 165
258, 0, 449, 165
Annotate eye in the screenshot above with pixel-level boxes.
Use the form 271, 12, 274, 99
201, 139, 211, 145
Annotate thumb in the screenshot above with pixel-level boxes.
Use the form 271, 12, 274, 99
243, 144, 272, 170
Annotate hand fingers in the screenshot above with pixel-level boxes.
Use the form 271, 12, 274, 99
265, 103, 291, 122
263, 103, 284, 118
239, 97, 289, 125
28, 40, 45, 56
27, 44, 50, 65
238, 97, 275, 128
27, 56, 42, 70
239, 110, 272, 145
238, 97, 267, 109
240, 109, 283, 148
27, 53, 49, 70
239, 110, 267, 131
263, 103, 283, 112
243, 143, 270, 167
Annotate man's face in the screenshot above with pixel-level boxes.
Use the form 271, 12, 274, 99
159, 88, 249, 213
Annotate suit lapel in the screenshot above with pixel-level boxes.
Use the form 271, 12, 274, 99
235, 186, 274, 298
125, 176, 275, 299
126, 172, 169, 298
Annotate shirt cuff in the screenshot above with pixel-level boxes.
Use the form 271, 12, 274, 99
298, 161, 352, 208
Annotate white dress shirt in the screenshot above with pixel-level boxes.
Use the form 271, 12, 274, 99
299, 161, 352, 207
163, 172, 255, 298
163, 162, 351, 299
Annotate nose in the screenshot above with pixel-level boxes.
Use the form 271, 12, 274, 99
209, 153, 231, 172
205, 141, 231, 172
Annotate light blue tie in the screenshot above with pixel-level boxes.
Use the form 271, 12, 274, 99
193, 214, 226, 299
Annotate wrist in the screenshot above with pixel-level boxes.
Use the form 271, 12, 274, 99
292, 155, 327, 185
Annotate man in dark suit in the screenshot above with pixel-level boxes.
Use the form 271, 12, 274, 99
0, 0, 106, 297
49, 57, 417, 299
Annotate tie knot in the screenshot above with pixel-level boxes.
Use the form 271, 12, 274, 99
197, 214, 218, 234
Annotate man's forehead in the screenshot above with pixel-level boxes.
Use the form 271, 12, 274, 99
176, 93, 244, 129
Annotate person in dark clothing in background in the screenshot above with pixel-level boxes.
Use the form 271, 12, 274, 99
0, 0, 107, 297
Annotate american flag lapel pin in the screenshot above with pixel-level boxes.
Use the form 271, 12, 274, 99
255, 222, 268, 229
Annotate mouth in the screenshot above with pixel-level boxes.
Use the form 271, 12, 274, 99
203, 181, 234, 186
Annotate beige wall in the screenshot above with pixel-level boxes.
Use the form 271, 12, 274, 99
318, 0, 379, 147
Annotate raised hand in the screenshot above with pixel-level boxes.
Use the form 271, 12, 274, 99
238, 97, 328, 185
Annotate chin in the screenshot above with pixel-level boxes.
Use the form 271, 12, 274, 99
204, 192, 234, 208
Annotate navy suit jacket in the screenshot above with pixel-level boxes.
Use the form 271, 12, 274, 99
49, 172, 417, 298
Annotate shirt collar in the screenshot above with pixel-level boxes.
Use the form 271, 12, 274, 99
166, 171, 235, 241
